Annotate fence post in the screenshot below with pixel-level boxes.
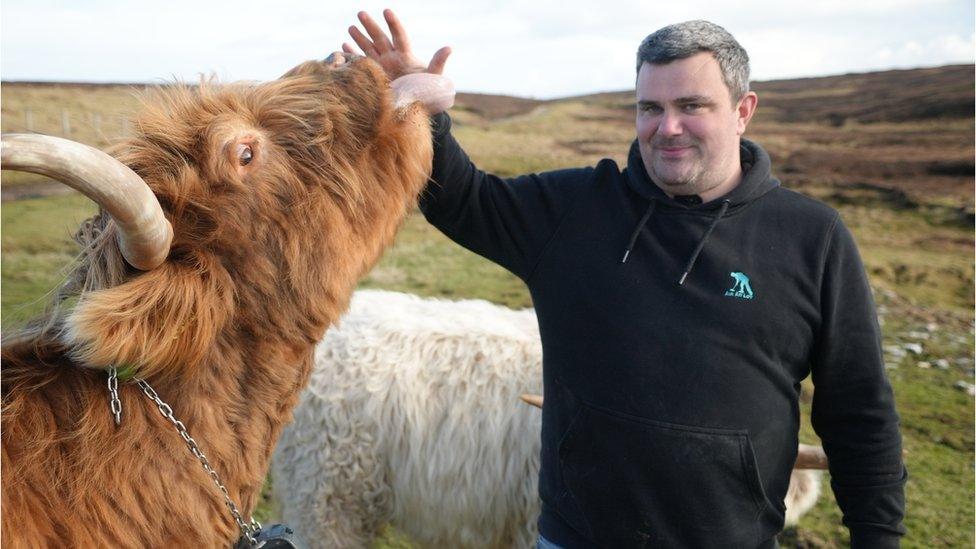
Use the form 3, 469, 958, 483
25, 108, 34, 132
61, 109, 71, 136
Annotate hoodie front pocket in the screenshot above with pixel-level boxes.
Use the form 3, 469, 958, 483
558, 403, 767, 548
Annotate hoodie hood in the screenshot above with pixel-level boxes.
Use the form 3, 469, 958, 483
625, 138, 780, 212
620, 138, 781, 282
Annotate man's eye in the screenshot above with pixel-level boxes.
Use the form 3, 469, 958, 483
682, 104, 703, 112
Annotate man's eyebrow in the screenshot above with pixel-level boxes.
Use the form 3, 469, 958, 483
637, 95, 715, 105
674, 95, 714, 104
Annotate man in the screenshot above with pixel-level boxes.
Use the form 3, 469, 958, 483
345, 11, 907, 548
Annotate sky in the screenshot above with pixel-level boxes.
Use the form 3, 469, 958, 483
2, 0, 973, 99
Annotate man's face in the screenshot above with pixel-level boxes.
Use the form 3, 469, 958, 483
636, 52, 755, 197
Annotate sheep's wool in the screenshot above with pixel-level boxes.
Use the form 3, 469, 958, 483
274, 290, 542, 548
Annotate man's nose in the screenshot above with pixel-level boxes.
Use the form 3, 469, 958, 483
657, 111, 682, 136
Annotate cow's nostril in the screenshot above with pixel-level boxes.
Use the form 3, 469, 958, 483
325, 52, 347, 67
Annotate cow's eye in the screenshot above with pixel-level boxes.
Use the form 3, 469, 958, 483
237, 144, 253, 166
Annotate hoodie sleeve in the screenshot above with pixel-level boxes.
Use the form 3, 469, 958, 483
810, 215, 908, 548
419, 112, 591, 281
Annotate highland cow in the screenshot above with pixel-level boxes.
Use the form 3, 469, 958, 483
1, 54, 446, 547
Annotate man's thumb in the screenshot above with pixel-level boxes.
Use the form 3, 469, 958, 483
427, 47, 452, 75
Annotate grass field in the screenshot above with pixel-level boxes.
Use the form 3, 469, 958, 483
2, 67, 973, 547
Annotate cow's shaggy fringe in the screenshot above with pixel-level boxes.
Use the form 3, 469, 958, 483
1, 58, 433, 548
273, 290, 822, 548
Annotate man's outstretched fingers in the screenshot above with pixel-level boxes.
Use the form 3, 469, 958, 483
345, 9, 450, 80
358, 10, 393, 53
383, 9, 412, 52
348, 26, 376, 57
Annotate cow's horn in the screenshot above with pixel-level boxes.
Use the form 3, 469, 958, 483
391, 73, 455, 114
795, 443, 829, 470
1, 134, 172, 270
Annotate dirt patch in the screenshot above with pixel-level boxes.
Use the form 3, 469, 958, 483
2, 181, 77, 202
455, 93, 544, 120
557, 138, 625, 156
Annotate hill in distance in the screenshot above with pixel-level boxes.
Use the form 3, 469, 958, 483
454, 64, 974, 126
449, 64, 974, 217
3, 64, 973, 211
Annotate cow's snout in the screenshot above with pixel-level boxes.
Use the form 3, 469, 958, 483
325, 51, 362, 68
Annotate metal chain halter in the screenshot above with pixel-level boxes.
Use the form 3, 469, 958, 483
107, 366, 261, 544
107, 366, 122, 426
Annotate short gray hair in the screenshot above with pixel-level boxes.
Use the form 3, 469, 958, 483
636, 20, 750, 102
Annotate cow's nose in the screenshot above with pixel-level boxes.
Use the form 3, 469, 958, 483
325, 51, 362, 68
325, 52, 346, 67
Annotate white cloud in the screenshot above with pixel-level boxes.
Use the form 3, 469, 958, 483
874, 33, 975, 66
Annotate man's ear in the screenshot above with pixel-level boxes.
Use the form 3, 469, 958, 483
736, 91, 759, 135
63, 255, 234, 381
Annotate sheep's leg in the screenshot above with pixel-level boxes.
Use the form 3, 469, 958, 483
783, 469, 822, 526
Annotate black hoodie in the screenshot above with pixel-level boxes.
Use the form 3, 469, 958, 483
420, 113, 906, 548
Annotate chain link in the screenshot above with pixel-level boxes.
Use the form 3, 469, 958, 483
122, 376, 261, 543
107, 366, 122, 426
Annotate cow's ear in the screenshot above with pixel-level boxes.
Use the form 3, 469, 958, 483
63, 255, 233, 380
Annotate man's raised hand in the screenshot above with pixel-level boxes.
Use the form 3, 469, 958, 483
344, 9, 451, 80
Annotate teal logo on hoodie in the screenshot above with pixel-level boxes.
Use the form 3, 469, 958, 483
725, 272, 754, 299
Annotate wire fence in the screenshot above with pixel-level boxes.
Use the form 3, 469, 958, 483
3, 107, 133, 149
1, 102, 143, 193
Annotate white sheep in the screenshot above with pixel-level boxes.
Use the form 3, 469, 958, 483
272, 290, 821, 548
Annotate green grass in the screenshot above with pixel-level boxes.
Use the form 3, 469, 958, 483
794, 306, 975, 547
848, 207, 973, 315
360, 213, 530, 309
1, 193, 96, 328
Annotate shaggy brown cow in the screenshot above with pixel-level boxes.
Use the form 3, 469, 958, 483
1, 55, 438, 547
